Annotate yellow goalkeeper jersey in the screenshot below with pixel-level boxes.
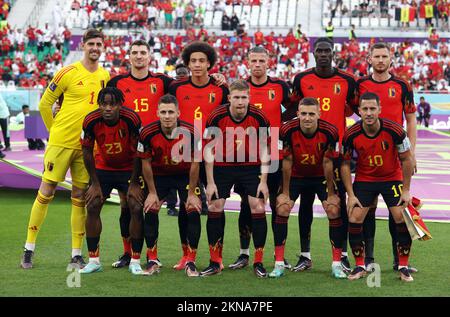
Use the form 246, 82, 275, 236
39, 61, 110, 150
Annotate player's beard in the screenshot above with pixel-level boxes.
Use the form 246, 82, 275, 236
88, 50, 101, 62
372, 63, 389, 75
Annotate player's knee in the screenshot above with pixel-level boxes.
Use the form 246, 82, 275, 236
128, 199, 142, 216
326, 205, 340, 219
39, 180, 57, 197
276, 206, 291, 217
251, 202, 266, 214
87, 198, 102, 214
208, 201, 224, 213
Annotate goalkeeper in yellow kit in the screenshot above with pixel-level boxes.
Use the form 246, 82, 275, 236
20, 29, 110, 269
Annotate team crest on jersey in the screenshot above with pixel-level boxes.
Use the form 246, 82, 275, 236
47, 162, 54, 172
118, 129, 126, 138
388, 87, 396, 98
150, 84, 157, 94
100, 80, 105, 88
334, 83, 341, 95
209, 92, 216, 103
268, 89, 276, 100
317, 142, 326, 151
381, 140, 389, 150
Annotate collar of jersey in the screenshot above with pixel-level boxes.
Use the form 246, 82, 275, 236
129, 72, 152, 82
312, 67, 337, 79
189, 76, 212, 88
369, 73, 393, 84
227, 103, 249, 124
248, 77, 269, 87
361, 119, 383, 139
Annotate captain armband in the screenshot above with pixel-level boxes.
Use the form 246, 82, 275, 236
396, 137, 411, 153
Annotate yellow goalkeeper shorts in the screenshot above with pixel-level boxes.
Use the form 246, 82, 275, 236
42, 145, 89, 187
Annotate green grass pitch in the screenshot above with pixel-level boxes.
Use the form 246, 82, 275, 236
1, 188, 449, 297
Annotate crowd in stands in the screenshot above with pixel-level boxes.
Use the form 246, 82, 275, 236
324, 0, 450, 31
65, 0, 265, 30
0, 0, 11, 22
334, 37, 450, 92
0, 23, 71, 89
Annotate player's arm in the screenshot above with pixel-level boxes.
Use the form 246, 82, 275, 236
258, 139, 270, 203
128, 157, 144, 204
323, 156, 336, 196
281, 152, 292, 196
282, 75, 302, 121
141, 158, 159, 212
186, 161, 202, 212
340, 140, 362, 213
405, 112, 417, 173
82, 144, 103, 206
39, 67, 73, 130
204, 141, 218, 203
397, 137, 414, 207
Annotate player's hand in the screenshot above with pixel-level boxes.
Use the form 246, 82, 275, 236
211, 73, 226, 86
206, 183, 219, 204
52, 102, 61, 117
85, 183, 103, 207
185, 193, 202, 213
143, 192, 160, 213
397, 189, 412, 208
347, 195, 363, 215
324, 194, 340, 213
257, 182, 269, 203
276, 193, 294, 211
412, 154, 417, 175
127, 181, 144, 206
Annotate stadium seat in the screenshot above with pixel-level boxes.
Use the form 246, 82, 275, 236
277, 0, 287, 26
380, 18, 389, 27
250, 6, 260, 27
213, 11, 223, 27
225, 5, 233, 17
234, 5, 242, 18
370, 18, 379, 27
204, 11, 213, 26
341, 17, 350, 27
259, 6, 269, 26
7, 81, 16, 90
361, 17, 370, 27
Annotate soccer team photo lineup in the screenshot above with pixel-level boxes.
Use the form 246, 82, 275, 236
1, 0, 450, 297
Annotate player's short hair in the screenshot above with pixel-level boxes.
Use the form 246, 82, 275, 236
130, 39, 151, 52
313, 37, 334, 50
229, 79, 250, 92
22, 104, 29, 110
369, 42, 390, 53
158, 94, 179, 109
299, 97, 320, 108
359, 92, 380, 107
181, 41, 217, 70
248, 46, 269, 56
83, 28, 104, 43
97, 87, 124, 106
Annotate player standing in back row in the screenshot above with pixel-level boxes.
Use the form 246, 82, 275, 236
21, 29, 110, 269
288, 37, 356, 273
355, 42, 417, 273
230, 46, 292, 270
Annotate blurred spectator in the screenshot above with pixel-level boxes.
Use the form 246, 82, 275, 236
417, 96, 431, 127
0, 93, 10, 151
13, 104, 45, 150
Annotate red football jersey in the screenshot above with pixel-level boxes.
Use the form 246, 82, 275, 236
248, 76, 291, 161
292, 68, 356, 141
355, 74, 416, 125
137, 120, 197, 175
281, 119, 339, 178
107, 72, 173, 126
168, 77, 229, 132
342, 119, 407, 182
205, 104, 270, 166
81, 107, 141, 171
